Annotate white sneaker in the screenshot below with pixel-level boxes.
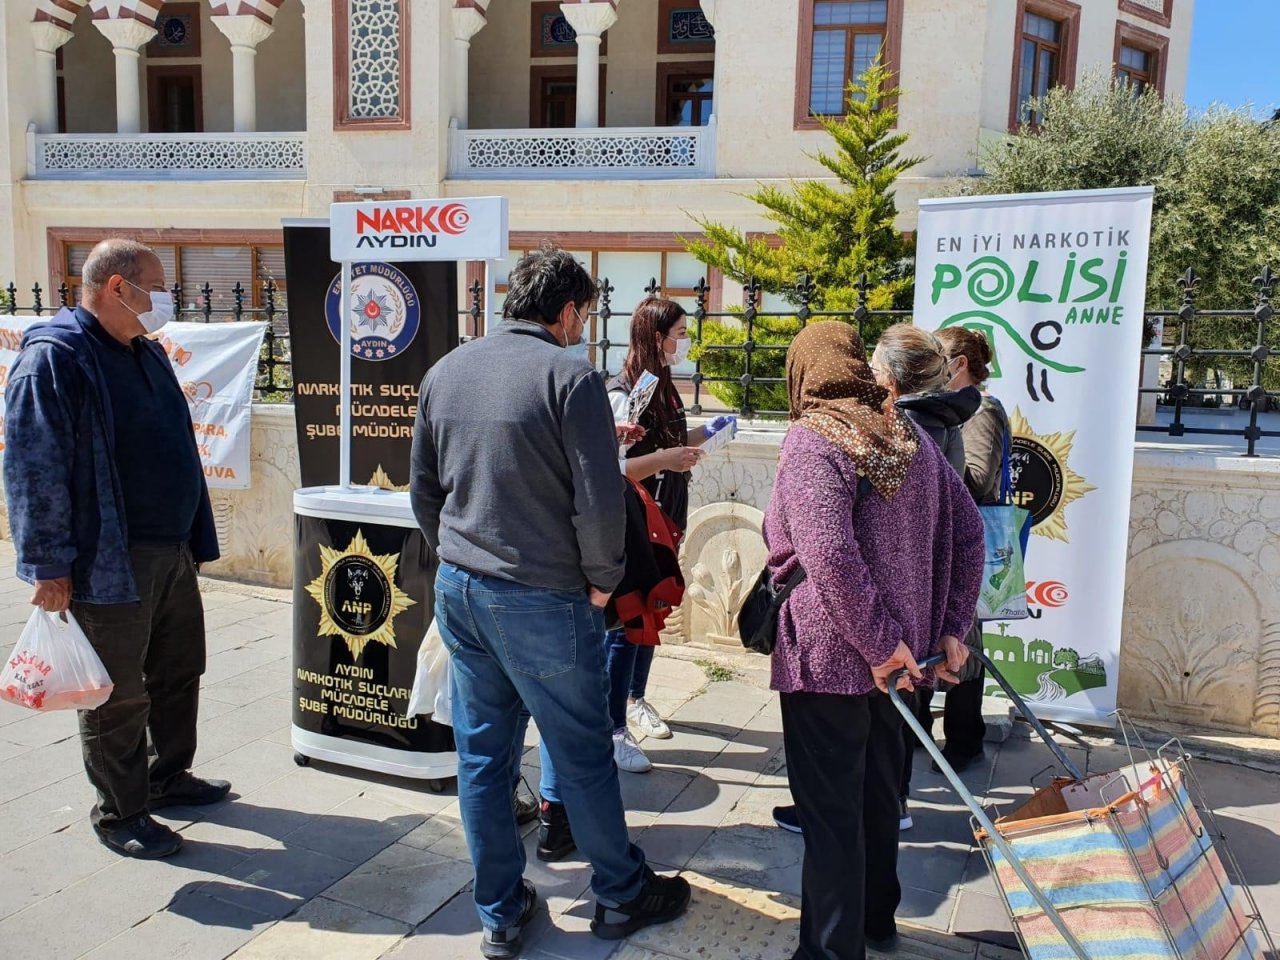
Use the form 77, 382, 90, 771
627, 698, 672, 740
612, 729, 653, 773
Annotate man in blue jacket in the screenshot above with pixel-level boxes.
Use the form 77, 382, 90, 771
3, 238, 228, 859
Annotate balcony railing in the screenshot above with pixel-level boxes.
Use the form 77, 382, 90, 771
27, 129, 306, 181
448, 121, 716, 180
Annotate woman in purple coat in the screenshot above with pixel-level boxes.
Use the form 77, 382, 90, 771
764, 321, 984, 960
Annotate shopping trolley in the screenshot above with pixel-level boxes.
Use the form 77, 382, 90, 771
889, 650, 1277, 960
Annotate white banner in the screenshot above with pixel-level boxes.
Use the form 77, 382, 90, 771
153, 321, 268, 490
914, 186, 1155, 727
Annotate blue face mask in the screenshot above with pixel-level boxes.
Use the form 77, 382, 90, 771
565, 341, 589, 363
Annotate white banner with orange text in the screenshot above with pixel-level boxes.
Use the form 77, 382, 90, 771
152, 321, 268, 489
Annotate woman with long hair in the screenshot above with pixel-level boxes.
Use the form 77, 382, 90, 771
764, 321, 982, 959
536, 296, 735, 863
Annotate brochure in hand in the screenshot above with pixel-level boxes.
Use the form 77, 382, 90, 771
626, 371, 659, 424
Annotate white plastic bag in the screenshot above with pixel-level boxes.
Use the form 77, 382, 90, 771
406, 618, 452, 726
0, 609, 113, 712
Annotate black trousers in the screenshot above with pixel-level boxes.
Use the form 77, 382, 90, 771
72, 543, 206, 826
899, 669, 987, 797
781, 690, 904, 960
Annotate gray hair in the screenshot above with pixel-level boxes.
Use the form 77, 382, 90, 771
872, 324, 950, 395
81, 239, 158, 293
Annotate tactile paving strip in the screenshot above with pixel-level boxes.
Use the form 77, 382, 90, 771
619, 871, 1023, 960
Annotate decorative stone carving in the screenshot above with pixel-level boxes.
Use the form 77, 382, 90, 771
664, 502, 766, 649
347, 0, 405, 121
34, 134, 307, 179
462, 130, 704, 173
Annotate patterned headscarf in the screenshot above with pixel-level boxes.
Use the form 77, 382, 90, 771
786, 321, 921, 500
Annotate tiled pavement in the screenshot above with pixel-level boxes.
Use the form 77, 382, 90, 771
0, 542, 1277, 959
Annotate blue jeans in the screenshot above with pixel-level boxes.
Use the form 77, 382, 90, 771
606, 629, 655, 730
436, 563, 646, 930
538, 628, 655, 803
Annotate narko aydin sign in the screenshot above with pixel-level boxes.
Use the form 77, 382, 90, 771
329, 196, 509, 262
914, 186, 1154, 727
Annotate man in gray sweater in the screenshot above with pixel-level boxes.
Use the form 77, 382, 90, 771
410, 247, 690, 959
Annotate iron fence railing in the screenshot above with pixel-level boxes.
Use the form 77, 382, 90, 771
0, 280, 292, 401
461, 266, 1279, 457
3, 265, 1274, 456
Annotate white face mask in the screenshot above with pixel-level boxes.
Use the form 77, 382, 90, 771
666, 336, 692, 366
124, 282, 175, 333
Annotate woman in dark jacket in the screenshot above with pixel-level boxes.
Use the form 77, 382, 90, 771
934, 326, 1012, 767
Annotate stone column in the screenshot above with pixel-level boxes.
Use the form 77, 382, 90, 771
559, 1, 619, 128
31, 22, 75, 134
93, 18, 158, 134
212, 15, 277, 133
451, 2, 490, 129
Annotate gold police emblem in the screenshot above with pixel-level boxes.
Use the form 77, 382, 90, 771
305, 530, 416, 659
1007, 408, 1096, 544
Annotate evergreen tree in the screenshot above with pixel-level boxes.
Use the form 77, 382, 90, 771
683, 61, 923, 412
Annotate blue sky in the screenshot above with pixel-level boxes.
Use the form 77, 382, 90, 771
1183, 0, 1280, 115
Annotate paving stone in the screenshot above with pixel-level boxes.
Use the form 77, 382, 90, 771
399, 814, 464, 853
230, 896, 412, 960
626, 870, 801, 960
203, 642, 291, 688
0, 735, 84, 804
617, 765, 697, 816
0, 772, 88, 856
0, 707, 79, 748
685, 820, 803, 897
225, 842, 355, 901
284, 793, 427, 863
379, 887, 480, 960
951, 889, 1018, 950
897, 883, 959, 933
192, 737, 296, 801
521, 895, 619, 960
324, 843, 473, 925
0, 820, 121, 920
81, 891, 276, 960
203, 658, 291, 706
198, 877, 305, 920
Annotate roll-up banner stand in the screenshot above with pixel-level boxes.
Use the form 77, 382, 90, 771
914, 186, 1154, 729
284, 196, 508, 781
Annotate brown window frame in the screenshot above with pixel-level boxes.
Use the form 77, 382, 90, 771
1008, 0, 1081, 133
529, 65, 607, 129
655, 61, 715, 127
333, 0, 411, 131
794, 0, 903, 131
49, 228, 286, 310
1114, 21, 1170, 97
656, 0, 716, 56
1118, 0, 1174, 29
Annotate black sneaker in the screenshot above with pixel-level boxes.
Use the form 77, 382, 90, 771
94, 813, 184, 859
514, 791, 540, 826
536, 800, 576, 862
481, 879, 538, 960
150, 772, 232, 809
591, 867, 691, 941
772, 805, 802, 834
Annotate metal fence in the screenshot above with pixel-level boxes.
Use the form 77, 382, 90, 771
1, 280, 292, 400
461, 265, 1279, 458
4, 265, 1275, 456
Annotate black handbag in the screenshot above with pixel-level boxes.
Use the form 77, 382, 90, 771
737, 564, 806, 656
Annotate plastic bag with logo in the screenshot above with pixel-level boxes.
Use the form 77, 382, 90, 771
405, 617, 452, 726
0, 608, 113, 712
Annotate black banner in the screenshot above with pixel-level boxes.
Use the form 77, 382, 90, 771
283, 223, 458, 488
293, 513, 453, 753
